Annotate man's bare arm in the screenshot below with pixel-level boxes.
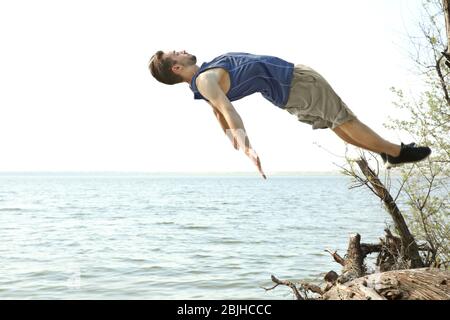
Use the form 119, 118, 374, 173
197, 72, 266, 179
208, 102, 239, 150
209, 102, 229, 134
197, 73, 251, 151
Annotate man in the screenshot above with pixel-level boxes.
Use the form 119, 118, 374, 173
148, 50, 431, 179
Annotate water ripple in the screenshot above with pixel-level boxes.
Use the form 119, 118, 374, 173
0, 207, 24, 212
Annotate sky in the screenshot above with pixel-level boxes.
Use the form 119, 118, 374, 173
0, 0, 430, 173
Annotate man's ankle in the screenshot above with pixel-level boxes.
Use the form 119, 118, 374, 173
389, 145, 402, 157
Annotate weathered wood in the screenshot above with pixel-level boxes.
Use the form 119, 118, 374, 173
322, 268, 450, 300
377, 229, 406, 271
360, 243, 382, 256
324, 271, 339, 283
325, 249, 346, 266
355, 159, 424, 268
298, 281, 323, 295
338, 234, 365, 283
267, 275, 304, 300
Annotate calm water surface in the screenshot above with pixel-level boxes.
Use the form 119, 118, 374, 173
0, 173, 392, 299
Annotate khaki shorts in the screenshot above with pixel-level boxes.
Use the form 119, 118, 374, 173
284, 64, 357, 130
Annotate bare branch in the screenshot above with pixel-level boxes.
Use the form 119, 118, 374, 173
393, 166, 415, 203
325, 249, 346, 266
265, 275, 304, 300
298, 282, 324, 296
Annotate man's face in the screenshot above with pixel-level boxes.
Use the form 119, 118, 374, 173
165, 50, 197, 67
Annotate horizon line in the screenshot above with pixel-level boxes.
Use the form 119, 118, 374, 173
0, 170, 345, 176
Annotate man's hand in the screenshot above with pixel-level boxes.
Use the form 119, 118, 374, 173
245, 148, 267, 180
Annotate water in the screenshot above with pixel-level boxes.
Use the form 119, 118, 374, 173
0, 173, 392, 299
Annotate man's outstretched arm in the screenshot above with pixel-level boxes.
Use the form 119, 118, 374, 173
208, 102, 239, 150
197, 73, 266, 179
197, 74, 250, 150
208, 101, 229, 134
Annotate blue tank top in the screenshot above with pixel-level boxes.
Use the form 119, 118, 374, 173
189, 52, 294, 108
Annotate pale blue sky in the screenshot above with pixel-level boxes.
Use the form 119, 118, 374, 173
0, 0, 430, 173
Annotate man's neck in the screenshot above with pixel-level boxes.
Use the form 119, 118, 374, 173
183, 65, 200, 84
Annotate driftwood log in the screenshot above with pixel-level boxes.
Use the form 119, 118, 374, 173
321, 232, 448, 300
323, 268, 450, 300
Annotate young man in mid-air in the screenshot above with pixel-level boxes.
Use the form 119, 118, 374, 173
148, 50, 431, 179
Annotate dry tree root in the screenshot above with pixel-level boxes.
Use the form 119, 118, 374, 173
262, 275, 323, 300
262, 275, 304, 300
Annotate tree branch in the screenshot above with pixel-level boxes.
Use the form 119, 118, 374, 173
325, 249, 346, 266
263, 275, 304, 300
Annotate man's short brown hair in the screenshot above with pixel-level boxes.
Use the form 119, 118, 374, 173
148, 50, 183, 85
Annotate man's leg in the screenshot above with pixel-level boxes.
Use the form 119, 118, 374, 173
333, 126, 376, 150
335, 119, 401, 157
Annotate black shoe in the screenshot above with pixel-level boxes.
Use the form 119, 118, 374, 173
379, 143, 416, 166
386, 143, 431, 168
379, 152, 387, 164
